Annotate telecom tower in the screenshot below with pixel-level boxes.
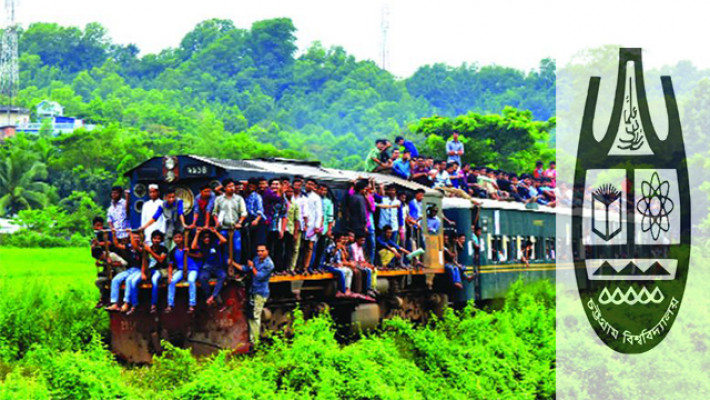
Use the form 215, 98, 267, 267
0, 0, 19, 123
380, 3, 389, 71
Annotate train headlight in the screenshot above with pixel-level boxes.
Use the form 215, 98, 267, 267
163, 156, 179, 182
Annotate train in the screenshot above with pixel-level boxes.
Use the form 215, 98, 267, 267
107, 155, 557, 362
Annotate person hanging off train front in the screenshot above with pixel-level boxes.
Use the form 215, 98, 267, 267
232, 244, 274, 346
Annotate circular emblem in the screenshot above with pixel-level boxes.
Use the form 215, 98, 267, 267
175, 186, 194, 215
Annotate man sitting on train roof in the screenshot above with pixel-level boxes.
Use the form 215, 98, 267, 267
392, 148, 412, 180
192, 227, 228, 309
394, 135, 419, 158
365, 139, 393, 173
231, 244, 274, 346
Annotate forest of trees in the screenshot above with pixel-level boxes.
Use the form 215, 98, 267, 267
0, 18, 557, 241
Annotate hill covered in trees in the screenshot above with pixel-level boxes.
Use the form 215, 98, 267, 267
0, 17, 555, 221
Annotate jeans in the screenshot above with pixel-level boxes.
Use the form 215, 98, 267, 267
125, 269, 143, 305
169, 270, 199, 307
314, 235, 328, 269
359, 267, 372, 291
199, 265, 227, 299
366, 226, 376, 264
167, 270, 182, 307
268, 230, 283, 269
150, 269, 164, 306
326, 266, 352, 292
445, 263, 462, 285
110, 267, 140, 304
220, 229, 241, 266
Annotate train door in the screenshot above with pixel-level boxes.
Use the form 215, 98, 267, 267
421, 194, 444, 269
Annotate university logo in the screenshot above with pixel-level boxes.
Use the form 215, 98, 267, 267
572, 48, 691, 353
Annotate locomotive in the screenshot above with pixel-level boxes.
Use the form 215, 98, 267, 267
107, 155, 556, 362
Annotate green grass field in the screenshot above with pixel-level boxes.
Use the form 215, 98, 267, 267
0, 247, 94, 287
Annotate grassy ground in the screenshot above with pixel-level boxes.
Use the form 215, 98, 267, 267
0, 247, 94, 288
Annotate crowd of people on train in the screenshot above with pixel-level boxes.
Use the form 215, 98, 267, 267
88, 134, 553, 344
89, 173, 485, 343
367, 133, 558, 207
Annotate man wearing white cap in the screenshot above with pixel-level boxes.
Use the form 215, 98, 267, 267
141, 184, 165, 244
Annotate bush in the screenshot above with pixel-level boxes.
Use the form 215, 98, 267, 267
22, 338, 129, 400
0, 282, 108, 361
0, 278, 555, 399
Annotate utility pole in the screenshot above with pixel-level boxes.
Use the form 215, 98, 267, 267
0, 0, 19, 125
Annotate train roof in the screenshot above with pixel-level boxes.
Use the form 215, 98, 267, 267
475, 197, 557, 215
125, 155, 442, 196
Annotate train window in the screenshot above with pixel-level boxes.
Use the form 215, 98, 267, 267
546, 238, 556, 260
490, 235, 509, 263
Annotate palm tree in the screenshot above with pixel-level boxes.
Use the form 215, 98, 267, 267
0, 149, 50, 217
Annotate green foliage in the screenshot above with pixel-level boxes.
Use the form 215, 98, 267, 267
413, 107, 556, 172
0, 253, 555, 399
22, 339, 129, 400
0, 282, 107, 361
11, 18, 553, 186
0, 141, 50, 217
0, 194, 99, 247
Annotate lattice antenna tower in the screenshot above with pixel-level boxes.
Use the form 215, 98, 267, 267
0, 0, 19, 116
380, 2, 389, 71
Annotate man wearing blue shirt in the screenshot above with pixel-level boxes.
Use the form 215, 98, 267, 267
139, 188, 186, 247
392, 149, 412, 180
395, 136, 419, 158
446, 131, 464, 165
376, 225, 411, 269
234, 244, 274, 345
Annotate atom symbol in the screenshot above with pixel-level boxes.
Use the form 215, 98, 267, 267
636, 172, 674, 240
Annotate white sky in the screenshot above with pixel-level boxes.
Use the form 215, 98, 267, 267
8, 0, 710, 77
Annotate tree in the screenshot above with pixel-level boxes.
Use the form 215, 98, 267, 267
412, 107, 555, 172
0, 149, 50, 217
179, 19, 236, 61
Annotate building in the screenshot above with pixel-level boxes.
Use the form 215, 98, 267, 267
0, 105, 30, 141
15, 100, 95, 135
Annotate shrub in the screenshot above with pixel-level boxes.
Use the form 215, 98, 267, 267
0, 283, 108, 360
23, 338, 129, 400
